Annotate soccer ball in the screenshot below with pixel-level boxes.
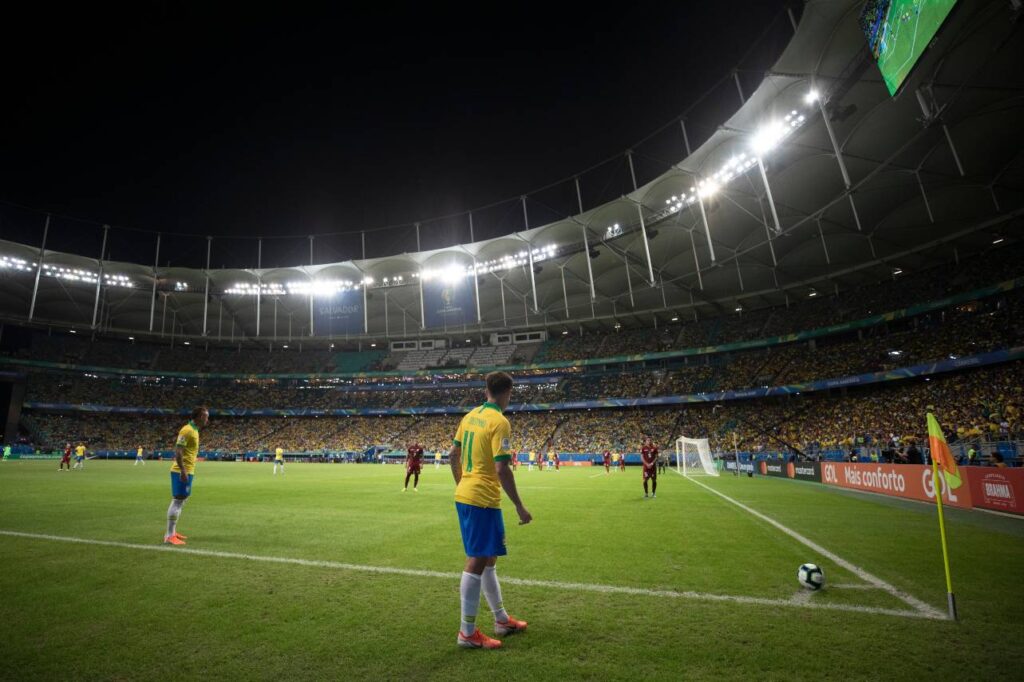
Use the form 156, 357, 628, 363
797, 563, 824, 590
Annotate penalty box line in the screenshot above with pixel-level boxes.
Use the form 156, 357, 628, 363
677, 473, 947, 620
0, 529, 941, 621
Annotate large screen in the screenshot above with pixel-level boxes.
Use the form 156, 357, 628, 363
860, 0, 959, 96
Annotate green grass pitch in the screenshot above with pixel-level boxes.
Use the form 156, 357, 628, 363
875, 0, 959, 95
1, 460, 1022, 680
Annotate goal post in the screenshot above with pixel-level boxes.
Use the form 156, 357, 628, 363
675, 436, 719, 476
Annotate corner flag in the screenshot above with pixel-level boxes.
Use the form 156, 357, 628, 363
926, 412, 958, 620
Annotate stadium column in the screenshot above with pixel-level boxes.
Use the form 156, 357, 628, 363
916, 171, 935, 223
149, 233, 161, 332
256, 239, 262, 337
499, 276, 507, 327
27, 214, 49, 322
202, 236, 211, 336
689, 229, 704, 290
309, 235, 315, 337
634, 203, 655, 286
817, 219, 831, 265
418, 271, 425, 330
560, 264, 569, 319
626, 150, 638, 191
472, 255, 482, 323
696, 195, 716, 262
623, 252, 634, 307
579, 223, 596, 301
812, 86, 862, 231
679, 119, 692, 157
468, 212, 475, 243
757, 197, 778, 266
363, 281, 369, 334
755, 157, 782, 234
91, 224, 109, 330
522, 197, 538, 313
383, 288, 389, 337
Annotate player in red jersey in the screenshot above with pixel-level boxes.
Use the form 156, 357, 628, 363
511, 454, 519, 471
618, 451, 626, 472
403, 442, 424, 492
59, 443, 72, 471
552, 452, 560, 471
602, 450, 611, 474
641, 439, 658, 498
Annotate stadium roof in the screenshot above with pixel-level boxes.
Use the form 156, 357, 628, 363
1, 0, 1022, 342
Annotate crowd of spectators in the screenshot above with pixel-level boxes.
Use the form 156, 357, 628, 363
27, 356, 1023, 457
21, 284, 1024, 411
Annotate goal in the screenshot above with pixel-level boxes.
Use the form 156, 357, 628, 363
675, 436, 718, 476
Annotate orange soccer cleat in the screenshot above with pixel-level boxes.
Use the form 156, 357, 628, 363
163, 534, 186, 546
494, 615, 528, 636
457, 629, 502, 649
172, 531, 188, 540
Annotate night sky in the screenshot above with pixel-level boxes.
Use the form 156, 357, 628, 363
2, 2, 790, 267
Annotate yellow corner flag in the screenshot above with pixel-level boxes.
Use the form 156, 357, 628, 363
926, 412, 958, 620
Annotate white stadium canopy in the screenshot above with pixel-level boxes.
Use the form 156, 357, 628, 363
0, 0, 1021, 343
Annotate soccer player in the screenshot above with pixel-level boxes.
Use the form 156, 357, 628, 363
536, 451, 544, 471
528, 451, 536, 471
602, 449, 611, 474
641, 439, 658, 498
135, 446, 146, 466
552, 451, 560, 471
59, 443, 72, 471
435, 450, 443, 469
403, 442, 423, 491
618, 451, 626, 473
73, 443, 87, 470
274, 447, 285, 475
163, 407, 209, 546
2, 444, 10, 461
511, 453, 519, 471
450, 372, 531, 650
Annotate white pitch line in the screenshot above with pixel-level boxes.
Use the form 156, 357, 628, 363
677, 474, 947, 620
0, 529, 941, 621
831, 584, 882, 591
789, 589, 814, 605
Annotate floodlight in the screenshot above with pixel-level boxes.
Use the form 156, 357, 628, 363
804, 89, 819, 104
751, 121, 787, 154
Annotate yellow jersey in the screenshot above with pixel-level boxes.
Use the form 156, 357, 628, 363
171, 421, 200, 475
75, 445, 86, 457
528, 452, 536, 462
453, 402, 512, 509
275, 447, 284, 461
434, 452, 442, 461
137, 447, 143, 457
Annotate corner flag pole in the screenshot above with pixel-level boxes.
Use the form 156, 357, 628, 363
926, 412, 958, 621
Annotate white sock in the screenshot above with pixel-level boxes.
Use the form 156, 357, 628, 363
166, 499, 184, 537
460, 571, 482, 636
481, 566, 509, 622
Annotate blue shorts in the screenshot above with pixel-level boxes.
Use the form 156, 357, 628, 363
171, 472, 194, 498
76, 456, 84, 462
456, 502, 506, 558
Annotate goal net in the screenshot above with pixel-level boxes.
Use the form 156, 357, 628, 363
675, 436, 718, 476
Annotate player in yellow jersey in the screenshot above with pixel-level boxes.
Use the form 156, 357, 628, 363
527, 451, 536, 471
273, 447, 285, 475
450, 372, 531, 650
135, 446, 146, 466
73, 443, 87, 470
435, 450, 443, 469
164, 407, 209, 546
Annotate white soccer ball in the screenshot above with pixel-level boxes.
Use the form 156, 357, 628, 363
797, 563, 824, 590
